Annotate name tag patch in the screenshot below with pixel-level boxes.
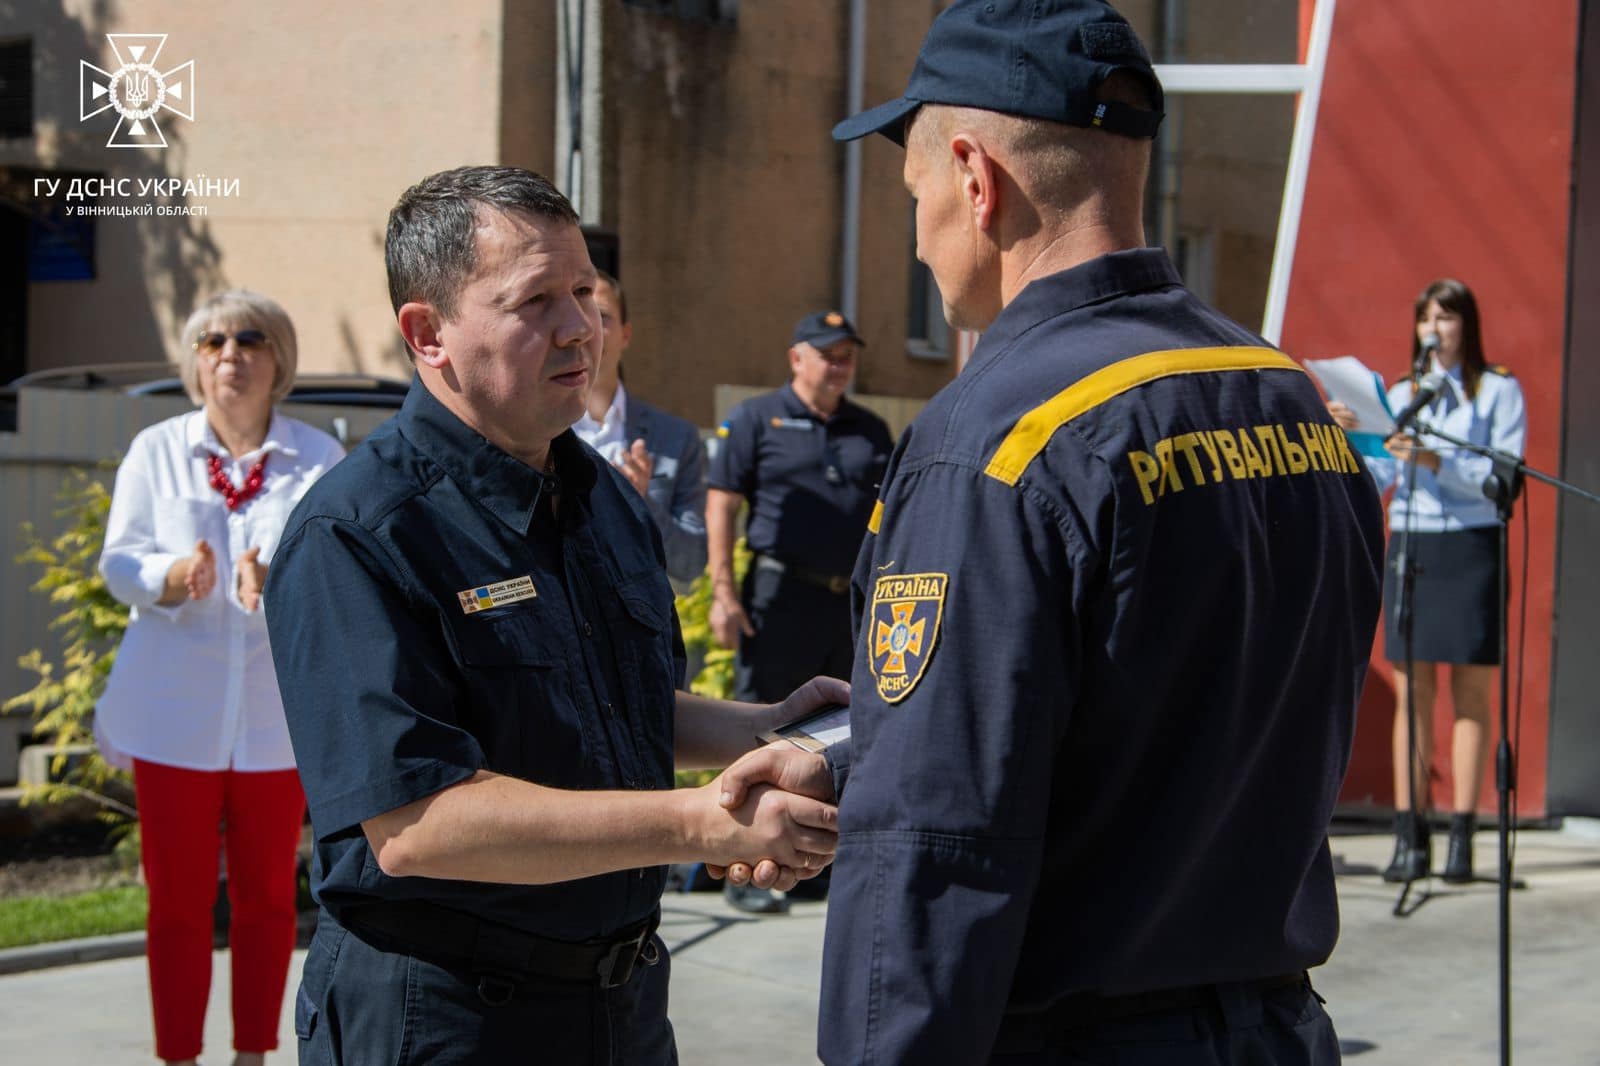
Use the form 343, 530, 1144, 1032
869, 571, 947, 703
458, 575, 538, 614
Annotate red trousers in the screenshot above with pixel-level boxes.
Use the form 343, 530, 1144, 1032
133, 759, 305, 1061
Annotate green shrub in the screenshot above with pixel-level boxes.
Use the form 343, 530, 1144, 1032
4, 468, 137, 833
672, 538, 751, 787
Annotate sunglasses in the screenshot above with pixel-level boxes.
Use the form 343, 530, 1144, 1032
193, 329, 269, 355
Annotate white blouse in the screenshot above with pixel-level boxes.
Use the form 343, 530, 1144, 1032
96, 409, 344, 771
1363, 362, 1527, 534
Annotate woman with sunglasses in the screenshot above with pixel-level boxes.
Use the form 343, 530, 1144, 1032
96, 289, 344, 1066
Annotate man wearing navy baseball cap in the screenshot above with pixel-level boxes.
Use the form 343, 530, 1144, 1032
705, 307, 892, 915
718, 0, 1382, 1061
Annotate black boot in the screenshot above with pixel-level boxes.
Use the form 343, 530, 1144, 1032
1381, 811, 1431, 883
1443, 813, 1476, 883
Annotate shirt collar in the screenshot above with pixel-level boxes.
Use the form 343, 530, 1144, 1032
781, 381, 864, 424
397, 377, 596, 536
186, 408, 300, 462
574, 382, 627, 437
969, 248, 1183, 372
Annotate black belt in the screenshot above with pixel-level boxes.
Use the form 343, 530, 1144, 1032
340, 901, 660, 993
754, 554, 850, 595
995, 972, 1311, 1051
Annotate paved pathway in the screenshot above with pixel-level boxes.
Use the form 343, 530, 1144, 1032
1, 827, 1597, 1064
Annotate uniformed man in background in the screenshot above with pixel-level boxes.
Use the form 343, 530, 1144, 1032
705, 309, 892, 913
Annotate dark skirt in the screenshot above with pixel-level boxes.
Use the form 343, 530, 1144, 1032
1383, 526, 1504, 665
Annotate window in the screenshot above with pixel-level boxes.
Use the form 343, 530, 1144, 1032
0, 38, 32, 140
906, 208, 950, 361
622, 0, 737, 22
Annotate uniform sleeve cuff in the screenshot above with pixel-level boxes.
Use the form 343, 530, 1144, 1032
823, 738, 852, 800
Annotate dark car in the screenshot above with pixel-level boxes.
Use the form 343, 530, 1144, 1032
1, 365, 410, 433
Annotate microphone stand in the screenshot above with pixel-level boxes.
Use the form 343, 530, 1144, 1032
1392, 354, 1432, 918
1392, 432, 1427, 919
1406, 416, 1600, 1066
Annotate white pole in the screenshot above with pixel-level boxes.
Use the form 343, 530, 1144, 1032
1260, 0, 1338, 345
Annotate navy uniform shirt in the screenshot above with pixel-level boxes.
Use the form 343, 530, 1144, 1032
708, 383, 892, 575
265, 380, 684, 942
818, 249, 1385, 1064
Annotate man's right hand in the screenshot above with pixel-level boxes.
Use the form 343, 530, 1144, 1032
707, 742, 837, 890
709, 592, 756, 649
689, 776, 836, 883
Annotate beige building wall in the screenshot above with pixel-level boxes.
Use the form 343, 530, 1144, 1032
601, 0, 955, 427
2, 0, 557, 381
3, 0, 1294, 424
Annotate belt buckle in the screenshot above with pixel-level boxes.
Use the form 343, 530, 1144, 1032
597, 927, 649, 990
825, 574, 849, 594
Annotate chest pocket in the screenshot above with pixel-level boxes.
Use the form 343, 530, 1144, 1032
606, 569, 679, 788
448, 605, 599, 790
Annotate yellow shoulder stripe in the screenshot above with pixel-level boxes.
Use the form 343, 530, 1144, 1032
868, 499, 883, 535
983, 346, 1303, 486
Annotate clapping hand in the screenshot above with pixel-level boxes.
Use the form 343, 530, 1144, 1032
616, 439, 653, 496
236, 546, 268, 612
183, 539, 216, 600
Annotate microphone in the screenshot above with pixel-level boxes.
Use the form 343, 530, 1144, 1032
1393, 371, 1447, 433
1413, 332, 1440, 379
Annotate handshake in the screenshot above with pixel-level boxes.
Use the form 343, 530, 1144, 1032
685, 677, 847, 894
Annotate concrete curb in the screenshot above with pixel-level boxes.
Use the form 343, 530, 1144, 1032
0, 930, 146, 977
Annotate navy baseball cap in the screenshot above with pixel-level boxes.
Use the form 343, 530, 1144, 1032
832, 0, 1163, 146
793, 310, 865, 350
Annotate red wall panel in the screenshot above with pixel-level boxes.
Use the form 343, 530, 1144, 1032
1282, 0, 1578, 817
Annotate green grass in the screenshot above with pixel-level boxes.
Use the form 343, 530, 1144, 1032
0, 885, 147, 949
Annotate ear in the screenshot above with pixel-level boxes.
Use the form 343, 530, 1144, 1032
788, 345, 804, 374
620, 320, 634, 350
397, 302, 447, 369
949, 132, 998, 233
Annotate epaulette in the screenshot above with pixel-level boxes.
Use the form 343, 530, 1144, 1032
1485, 364, 1513, 377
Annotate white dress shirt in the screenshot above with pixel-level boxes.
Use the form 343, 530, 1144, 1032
96, 409, 344, 771
573, 383, 629, 464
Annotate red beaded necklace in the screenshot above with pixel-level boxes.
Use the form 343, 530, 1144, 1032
207, 452, 269, 511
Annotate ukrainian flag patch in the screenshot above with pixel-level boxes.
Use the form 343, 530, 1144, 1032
869, 572, 947, 703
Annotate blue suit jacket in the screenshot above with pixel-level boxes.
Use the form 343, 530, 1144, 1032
623, 397, 709, 585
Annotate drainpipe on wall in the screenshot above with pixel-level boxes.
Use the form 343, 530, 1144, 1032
840, 0, 866, 322
555, 0, 604, 224
1157, 0, 1184, 256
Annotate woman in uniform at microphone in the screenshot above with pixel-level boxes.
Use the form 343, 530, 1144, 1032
1330, 278, 1525, 884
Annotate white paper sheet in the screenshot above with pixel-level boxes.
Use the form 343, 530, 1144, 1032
1305, 356, 1395, 435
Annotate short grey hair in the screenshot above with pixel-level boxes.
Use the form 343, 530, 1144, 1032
177, 289, 298, 406
385, 165, 580, 321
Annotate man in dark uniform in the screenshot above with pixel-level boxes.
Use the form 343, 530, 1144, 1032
706, 310, 893, 703
705, 310, 892, 912
722, 1, 1385, 1060
264, 166, 841, 1065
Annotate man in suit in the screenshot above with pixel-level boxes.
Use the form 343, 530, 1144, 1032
575, 269, 709, 588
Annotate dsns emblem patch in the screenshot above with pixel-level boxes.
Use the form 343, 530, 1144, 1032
870, 572, 947, 703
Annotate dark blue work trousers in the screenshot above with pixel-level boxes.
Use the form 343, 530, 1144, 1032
294, 918, 677, 1065
991, 982, 1340, 1065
